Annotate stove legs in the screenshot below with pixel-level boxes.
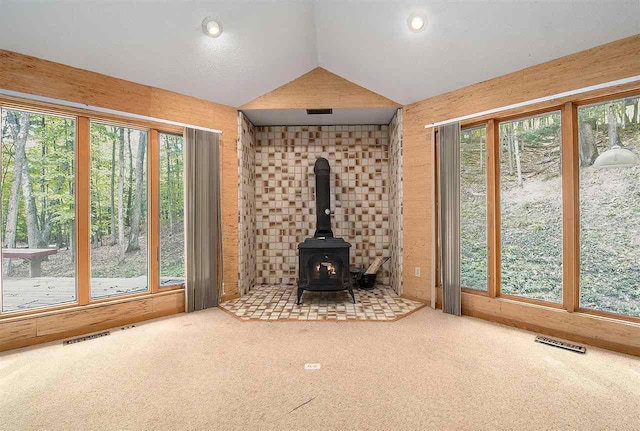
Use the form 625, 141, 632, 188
297, 286, 304, 305
296, 284, 355, 305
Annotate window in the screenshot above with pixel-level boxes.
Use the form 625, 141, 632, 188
89, 123, 148, 299
159, 132, 185, 287
578, 95, 640, 317
499, 112, 562, 303
1, 108, 76, 312
460, 126, 488, 291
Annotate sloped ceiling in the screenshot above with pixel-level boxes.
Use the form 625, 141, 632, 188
0, 0, 638, 107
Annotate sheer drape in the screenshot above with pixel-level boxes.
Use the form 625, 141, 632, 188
184, 128, 223, 312
438, 122, 461, 316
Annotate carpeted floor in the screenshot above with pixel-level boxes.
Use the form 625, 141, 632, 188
1, 307, 638, 430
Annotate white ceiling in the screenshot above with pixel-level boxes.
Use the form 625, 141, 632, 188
0, 1, 638, 107
243, 107, 398, 126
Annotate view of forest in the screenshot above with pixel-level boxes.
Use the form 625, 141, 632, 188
0, 109, 184, 312
460, 95, 640, 317
159, 132, 185, 286
460, 126, 487, 291
89, 123, 149, 299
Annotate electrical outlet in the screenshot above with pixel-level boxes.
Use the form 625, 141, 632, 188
415, 267, 421, 277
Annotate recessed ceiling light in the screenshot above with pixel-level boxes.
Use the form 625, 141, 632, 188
407, 11, 427, 32
202, 17, 223, 38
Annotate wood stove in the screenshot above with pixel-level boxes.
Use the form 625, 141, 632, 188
297, 158, 354, 304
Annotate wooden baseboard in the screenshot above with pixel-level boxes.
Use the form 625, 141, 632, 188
0, 290, 184, 352
420, 287, 640, 356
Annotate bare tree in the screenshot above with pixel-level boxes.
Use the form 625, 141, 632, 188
3, 112, 30, 274
578, 121, 598, 166
21, 161, 43, 248
127, 133, 146, 252
166, 136, 174, 235
118, 127, 126, 259
513, 128, 523, 188
109, 128, 117, 245
607, 102, 619, 147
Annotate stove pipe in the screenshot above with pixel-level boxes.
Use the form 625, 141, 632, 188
313, 157, 333, 238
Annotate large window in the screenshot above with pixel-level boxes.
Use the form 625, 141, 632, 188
1, 108, 76, 312
499, 112, 563, 303
0, 101, 189, 319
90, 123, 148, 299
578, 95, 640, 317
460, 126, 487, 291
159, 132, 185, 287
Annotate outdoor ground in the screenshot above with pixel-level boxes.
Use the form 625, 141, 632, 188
460, 119, 639, 317
1, 224, 184, 312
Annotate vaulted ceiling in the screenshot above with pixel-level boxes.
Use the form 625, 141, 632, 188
0, 0, 637, 107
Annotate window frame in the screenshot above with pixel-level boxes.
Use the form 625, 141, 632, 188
435, 88, 640, 325
0, 106, 79, 314
157, 131, 186, 290
496, 109, 564, 306
0, 97, 185, 319
459, 124, 490, 293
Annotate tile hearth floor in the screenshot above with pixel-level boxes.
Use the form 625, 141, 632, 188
219, 284, 424, 322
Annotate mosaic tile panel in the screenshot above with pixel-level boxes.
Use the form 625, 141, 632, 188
237, 113, 256, 296
254, 125, 391, 286
388, 109, 404, 294
220, 284, 424, 321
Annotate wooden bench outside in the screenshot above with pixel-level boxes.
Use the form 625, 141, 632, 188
2, 248, 58, 277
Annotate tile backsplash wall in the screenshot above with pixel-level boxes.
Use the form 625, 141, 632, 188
254, 125, 391, 286
388, 110, 404, 294
237, 113, 256, 295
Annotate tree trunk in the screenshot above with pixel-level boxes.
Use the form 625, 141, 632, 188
633, 100, 639, 124
40, 139, 47, 233
118, 128, 126, 259
513, 131, 523, 188
479, 136, 484, 171
507, 125, 514, 175
126, 129, 133, 225
3, 112, 30, 275
21, 160, 42, 248
166, 137, 173, 235
607, 103, 619, 147
109, 133, 117, 245
578, 122, 598, 166
127, 134, 146, 252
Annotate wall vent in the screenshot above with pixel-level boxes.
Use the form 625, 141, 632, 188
306, 108, 333, 115
63, 331, 110, 345
535, 335, 586, 354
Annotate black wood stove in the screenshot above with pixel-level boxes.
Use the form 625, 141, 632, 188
297, 158, 354, 305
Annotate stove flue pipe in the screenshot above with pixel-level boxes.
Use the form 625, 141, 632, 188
313, 157, 333, 238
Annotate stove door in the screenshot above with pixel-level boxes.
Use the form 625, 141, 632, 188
306, 252, 344, 289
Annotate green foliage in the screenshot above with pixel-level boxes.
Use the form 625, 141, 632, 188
460, 99, 640, 316
1, 109, 185, 281
1, 110, 75, 248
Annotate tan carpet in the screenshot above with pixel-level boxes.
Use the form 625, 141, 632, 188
1, 307, 638, 430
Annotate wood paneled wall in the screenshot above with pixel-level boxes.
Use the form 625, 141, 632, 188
0, 290, 184, 351
241, 67, 400, 109
403, 35, 640, 354
402, 35, 640, 301
0, 50, 241, 297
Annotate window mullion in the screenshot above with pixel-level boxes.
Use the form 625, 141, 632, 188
77, 116, 91, 305
149, 130, 160, 293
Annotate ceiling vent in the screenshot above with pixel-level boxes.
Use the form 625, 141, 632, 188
306, 108, 333, 115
